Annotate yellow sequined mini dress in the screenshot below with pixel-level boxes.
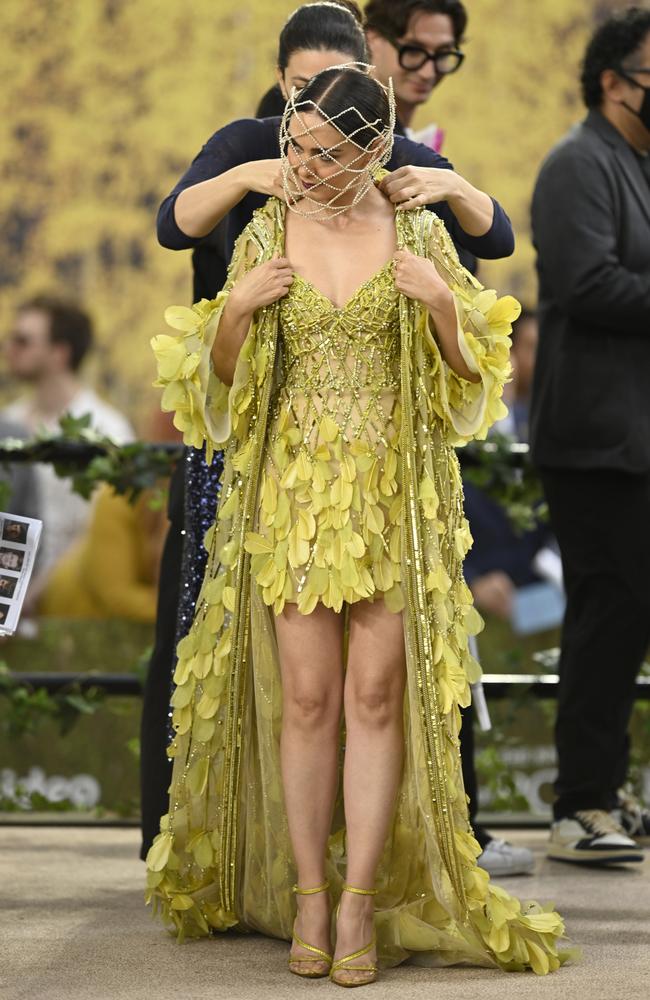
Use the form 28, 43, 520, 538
148, 199, 571, 975
246, 261, 405, 616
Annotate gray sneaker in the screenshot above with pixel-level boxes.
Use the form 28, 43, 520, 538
478, 838, 535, 877
548, 809, 644, 865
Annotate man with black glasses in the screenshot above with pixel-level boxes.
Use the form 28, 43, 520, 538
365, 0, 464, 138
365, 2, 481, 241
531, 6, 650, 865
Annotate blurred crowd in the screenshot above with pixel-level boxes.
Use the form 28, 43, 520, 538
0, 294, 177, 623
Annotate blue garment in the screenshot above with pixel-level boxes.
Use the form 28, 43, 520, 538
157, 116, 514, 301
462, 480, 553, 589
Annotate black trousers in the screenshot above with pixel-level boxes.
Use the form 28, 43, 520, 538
139, 471, 485, 857
139, 466, 182, 860
460, 701, 489, 848
540, 467, 650, 820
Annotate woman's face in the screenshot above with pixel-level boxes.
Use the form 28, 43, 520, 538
285, 110, 377, 207
278, 48, 358, 98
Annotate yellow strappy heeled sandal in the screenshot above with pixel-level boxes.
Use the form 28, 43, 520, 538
330, 884, 378, 988
288, 880, 333, 979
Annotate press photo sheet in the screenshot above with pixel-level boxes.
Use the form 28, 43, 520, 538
0, 513, 42, 635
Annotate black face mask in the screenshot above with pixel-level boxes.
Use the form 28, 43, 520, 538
619, 70, 650, 132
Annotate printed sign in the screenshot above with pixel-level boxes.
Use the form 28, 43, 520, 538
0, 513, 42, 636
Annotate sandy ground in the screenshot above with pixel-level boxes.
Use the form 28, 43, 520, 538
1, 826, 648, 1000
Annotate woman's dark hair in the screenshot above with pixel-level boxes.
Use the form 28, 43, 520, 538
581, 6, 650, 108
278, 2, 368, 71
364, 0, 467, 46
297, 66, 391, 148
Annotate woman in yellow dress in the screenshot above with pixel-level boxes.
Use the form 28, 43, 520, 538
147, 66, 568, 985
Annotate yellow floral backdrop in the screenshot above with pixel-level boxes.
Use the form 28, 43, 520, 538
0, 0, 626, 429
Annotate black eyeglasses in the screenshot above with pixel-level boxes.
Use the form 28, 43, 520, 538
390, 39, 464, 75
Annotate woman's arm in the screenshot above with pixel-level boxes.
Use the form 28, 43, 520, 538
393, 249, 480, 382
212, 257, 294, 385
175, 160, 285, 240
385, 138, 515, 259
156, 119, 280, 249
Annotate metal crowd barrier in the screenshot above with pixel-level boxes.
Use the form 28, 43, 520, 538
2, 438, 649, 701
8, 670, 650, 699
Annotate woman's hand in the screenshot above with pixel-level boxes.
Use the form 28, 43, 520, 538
393, 250, 479, 383
393, 249, 452, 310
380, 166, 462, 210
238, 159, 285, 200
214, 258, 293, 386
228, 257, 294, 318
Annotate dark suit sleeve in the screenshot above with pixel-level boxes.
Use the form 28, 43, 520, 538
156, 119, 274, 250
532, 146, 650, 325
390, 137, 515, 260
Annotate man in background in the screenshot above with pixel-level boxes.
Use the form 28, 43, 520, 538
531, 6, 650, 865
365, 0, 465, 142
2, 294, 134, 601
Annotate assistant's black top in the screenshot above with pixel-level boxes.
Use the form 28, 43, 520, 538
157, 116, 514, 302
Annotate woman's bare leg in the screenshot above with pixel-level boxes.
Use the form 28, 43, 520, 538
275, 601, 344, 970
334, 598, 406, 982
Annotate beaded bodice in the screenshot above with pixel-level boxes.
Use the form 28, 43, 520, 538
247, 262, 403, 615
279, 263, 400, 397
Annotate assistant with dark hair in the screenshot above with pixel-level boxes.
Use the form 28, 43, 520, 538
278, 0, 367, 71
581, 4, 650, 108
364, 0, 467, 46
257, 2, 368, 120
18, 294, 93, 372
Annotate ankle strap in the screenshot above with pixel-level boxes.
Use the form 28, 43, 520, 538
341, 884, 378, 896
293, 880, 330, 895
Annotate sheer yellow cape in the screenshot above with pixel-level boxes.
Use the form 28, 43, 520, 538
147, 196, 570, 975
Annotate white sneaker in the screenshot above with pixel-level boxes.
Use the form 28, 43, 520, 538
548, 809, 644, 865
614, 789, 650, 847
478, 838, 535, 876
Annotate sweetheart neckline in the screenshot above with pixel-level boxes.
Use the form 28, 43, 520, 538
290, 259, 395, 312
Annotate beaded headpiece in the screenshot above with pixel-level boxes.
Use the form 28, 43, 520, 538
279, 64, 396, 221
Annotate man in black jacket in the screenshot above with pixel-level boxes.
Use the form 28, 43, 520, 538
531, 6, 650, 865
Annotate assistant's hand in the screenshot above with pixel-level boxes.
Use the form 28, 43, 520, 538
240, 159, 285, 200
228, 257, 294, 317
393, 249, 452, 309
380, 165, 461, 210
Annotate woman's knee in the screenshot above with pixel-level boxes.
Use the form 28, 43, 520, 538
283, 681, 341, 730
347, 672, 403, 729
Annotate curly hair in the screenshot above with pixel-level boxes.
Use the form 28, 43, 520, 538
581, 6, 650, 108
364, 0, 467, 46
